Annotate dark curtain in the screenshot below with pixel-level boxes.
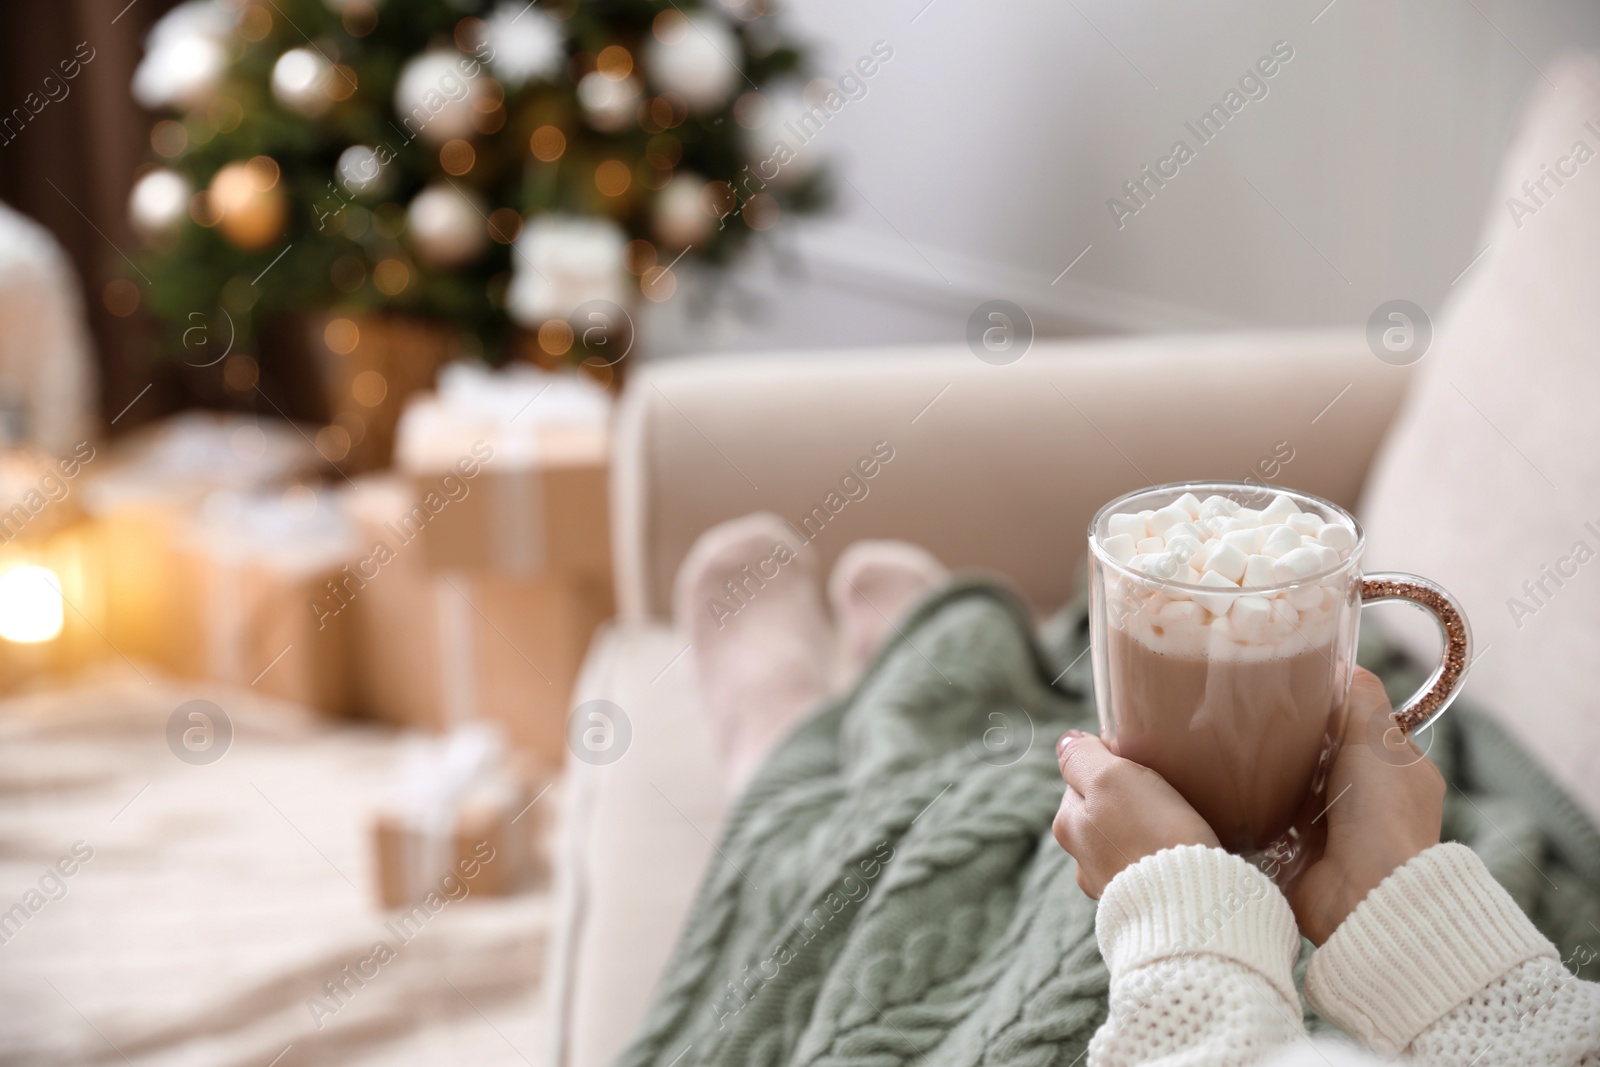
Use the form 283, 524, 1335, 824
0, 0, 251, 435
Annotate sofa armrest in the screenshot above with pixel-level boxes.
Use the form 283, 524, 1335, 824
611, 331, 1411, 621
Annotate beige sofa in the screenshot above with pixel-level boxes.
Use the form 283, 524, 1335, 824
546, 331, 1415, 1067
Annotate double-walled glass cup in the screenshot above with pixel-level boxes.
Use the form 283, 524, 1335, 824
1086, 482, 1471, 883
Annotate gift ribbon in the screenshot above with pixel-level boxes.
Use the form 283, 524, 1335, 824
486, 463, 545, 576
435, 572, 480, 728
394, 723, 500, 901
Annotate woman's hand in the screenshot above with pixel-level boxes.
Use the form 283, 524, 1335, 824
1287, 668, 1446, 945
1052, 730, 1220, 898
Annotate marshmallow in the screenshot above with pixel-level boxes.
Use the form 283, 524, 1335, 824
1243, 553, 1277, 588
1159, 599, 1202, 623
1288, 512, 1322, 536
1229, 595, 1274, 638
1164, 521, 1203, 546
1145, 552, 1186, 580
1272, 546, 1324, 582
1221, 528, 1262, 554
1100, 492, 1353, 659
1204, 541, 1249, 583
1108, 512, 1146, 539
1318, 522, 1356, 552
1260, 494, 1300, 525
1102, 533, 1136, 564
1288, 585, 1324, 611
1148, 503, 1192, 536
1164, 534, 1202, 566
1193, 570, 1241, 615
1259, 524, 1302, 558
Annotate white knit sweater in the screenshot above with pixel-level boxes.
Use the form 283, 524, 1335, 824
1090, 843, 1600, 1065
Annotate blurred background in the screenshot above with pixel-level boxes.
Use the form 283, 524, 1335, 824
2, 1, 1598, 1065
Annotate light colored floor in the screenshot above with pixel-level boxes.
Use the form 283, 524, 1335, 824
0, 667, 555, 1067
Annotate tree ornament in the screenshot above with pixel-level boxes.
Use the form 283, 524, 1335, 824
577, 72, 642, 134
481, 2, 564, 88
131, 0, 231, 111
271, 48, 333, 117
394, 50, 482, 144
337, 145, 392, 197
209, 159, 287, 250
406, 184, 487, 268
742, 84, 821, 186
128, 169, 192, 240
653, 172, 714, 247
645, 14, 742, 111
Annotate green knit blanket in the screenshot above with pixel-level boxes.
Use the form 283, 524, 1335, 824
615, 580, 1600, 1067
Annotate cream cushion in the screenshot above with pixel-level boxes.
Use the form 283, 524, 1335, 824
1362, 54, 1600, 822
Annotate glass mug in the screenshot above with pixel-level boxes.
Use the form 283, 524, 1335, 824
1086, 482, 1472, 884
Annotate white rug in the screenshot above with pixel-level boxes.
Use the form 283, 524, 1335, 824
0, 667, 555, 1067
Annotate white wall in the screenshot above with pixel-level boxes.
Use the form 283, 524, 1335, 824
645, 0, 1600, 356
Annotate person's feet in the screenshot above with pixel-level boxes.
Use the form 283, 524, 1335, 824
826, 540, 950, 683
673, 513, 834, 793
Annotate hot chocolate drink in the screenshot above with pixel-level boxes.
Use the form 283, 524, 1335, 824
1103, 627, 1344, 851
1088, 483, 1474, 880
1090, 488, 1360, 859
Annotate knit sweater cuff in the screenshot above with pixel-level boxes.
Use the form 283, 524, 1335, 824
1096, 844, 1302, 1010
1305, 842, 1558, 1056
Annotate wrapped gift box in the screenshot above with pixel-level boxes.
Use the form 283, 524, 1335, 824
393, 363, 610, 579
371, 725, 543, 908
172, 489, 359, 713
79, 413, 323, 675
345, 476, 609, 767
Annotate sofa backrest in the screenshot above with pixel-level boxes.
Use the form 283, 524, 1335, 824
611, 330, 1413, 621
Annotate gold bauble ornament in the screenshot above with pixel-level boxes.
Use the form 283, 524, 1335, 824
209, 158, 287, 250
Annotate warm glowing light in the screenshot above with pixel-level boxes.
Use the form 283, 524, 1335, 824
595, 160, 632, 196
0, 566, 65, 644
530, 125, 566, 162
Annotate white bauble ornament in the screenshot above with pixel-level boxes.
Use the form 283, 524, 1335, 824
406, 184, 487, 268
577, 72, 641, 133
741, 84, 819, 187
482, 1, 564, 88
337, 145, 392, 197
271, 48, 333, 117
506, 216, 627, 325
128, 169, 192, 240
645, 14, 741, 111
653, 173, 714, 247
131, 0, 231, 110
394, 50, 481, 144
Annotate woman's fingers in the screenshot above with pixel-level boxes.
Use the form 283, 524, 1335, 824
1054, 728, 1222, 899
1057, 731, 1123, 798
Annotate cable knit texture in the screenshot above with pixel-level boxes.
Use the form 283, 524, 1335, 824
614, 583, 1600, 1067
1305, 843, 1559, 1055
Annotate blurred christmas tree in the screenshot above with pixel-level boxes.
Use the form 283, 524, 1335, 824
126, 0, 829, 364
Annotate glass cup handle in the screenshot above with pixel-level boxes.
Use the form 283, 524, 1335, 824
1360, 573, 1474, 734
